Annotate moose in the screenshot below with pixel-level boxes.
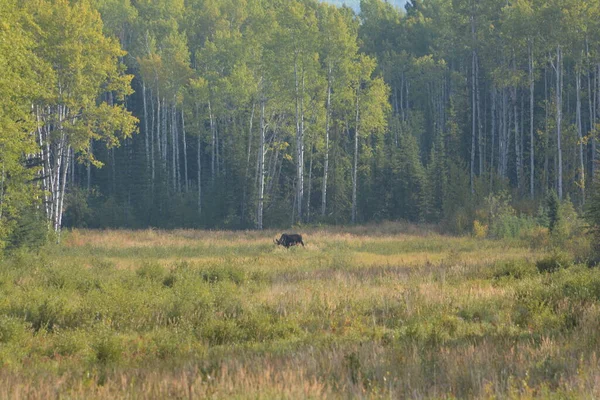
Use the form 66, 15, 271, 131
274, 233, 304, 248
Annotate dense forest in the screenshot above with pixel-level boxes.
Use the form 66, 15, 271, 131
2, 0, 600, 243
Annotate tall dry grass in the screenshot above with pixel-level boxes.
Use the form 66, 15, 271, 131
0, 223, 597, 398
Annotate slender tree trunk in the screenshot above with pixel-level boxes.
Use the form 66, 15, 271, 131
553, 46, 564, 200
209, 100, 215, 182
150, 89, 156, 192
470, 23, 477, 193
321, 66, 332, 217
242, 102, 255, 224
257, 97, 266, 230
182, 109, 188, 192
307, 144, 314, 223
56, 143, 70, 234
587, 43, 594, 181
501, 89, 508, 178
529, 43, 535, 198
87, 142, 92, 191
197, 134, 202, 216
576, 68, 585, 203
36, 107, 50, 220
156, 94, 161, 163
171, 104, 177, 193
294, 55, 304, 222
142, 82, 150, 174
476, 54, 483, 178
352, 88, 360, 224
490, 87, 496, 189
514, 85, 521, 189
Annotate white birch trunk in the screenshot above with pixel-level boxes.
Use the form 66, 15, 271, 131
321, 66, 332, 217
576, 69, 585, 203
209, 100, 215, 182
197, 134, 202, 216
352, 89, 360, 224
529, 43, 535, 198
294, 56, 304, 222
553, 46, 564, 200
257, 98, 266, 230
470, 15, 476, 193
142, 82, 150, 173
182, 109, 188, 192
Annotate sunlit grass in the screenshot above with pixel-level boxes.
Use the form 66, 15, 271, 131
0, 224, 598, 398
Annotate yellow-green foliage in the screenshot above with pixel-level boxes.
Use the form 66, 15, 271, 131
0, 225, 600, 398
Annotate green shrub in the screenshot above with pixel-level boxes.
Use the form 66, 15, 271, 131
150, 327, 192, 360
457, 301, 499, 324
0, 316, 28, 344
136, 262, 166, 282
536, 252, 573, 273
547, 190, 561, 233
6, 207, 49, 251
200, 319, 243, 345
490, 214, 537, 240
50, 330, 90, 357
92, 330, 123, 365
492, 260, 538, 280
200, 264, 246, 285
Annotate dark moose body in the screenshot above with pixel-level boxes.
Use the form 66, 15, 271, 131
274, 233, 304, 248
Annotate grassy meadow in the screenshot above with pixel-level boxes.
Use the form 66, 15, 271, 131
1, 223, 600, 398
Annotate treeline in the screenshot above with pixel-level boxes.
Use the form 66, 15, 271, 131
2, 0, 600, 242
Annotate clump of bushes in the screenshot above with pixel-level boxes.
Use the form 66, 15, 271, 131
536, 252, 573, 273
473, 192, 537, 240
492, 260, 538, 280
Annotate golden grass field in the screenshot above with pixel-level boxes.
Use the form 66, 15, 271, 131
1, 223, 600, 398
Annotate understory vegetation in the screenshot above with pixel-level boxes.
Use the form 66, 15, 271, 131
0, 223, 599, 398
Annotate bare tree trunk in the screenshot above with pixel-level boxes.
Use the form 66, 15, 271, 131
294, 55, 305, 222
56, 143, 70, 234
171, 104, 177, 193
307, 143, 314, 223
156, 94, 161, 164
544, 67, 549, 193
175, 105, 182, 193
215, 119, 220, 177
242, 103, 255, 224
321, 65, 332, 217
142, 82, 150, 175
150, 89, 156, 192
587, 42, 594, 181
501, 89, 508, 178
162, 100, 168, 190
36, 107, 51, 221
182, 109, 188, 192
209, 100, 215, 182
592, 64, 600, 179
87, 142, 92, 191
490, 87, 496, 189
470, 27, 477, 193
476, 53, 483, 178
551, 46, 564, 200
529, 42, 535, 198
257, 98, 266, 230
514, 85, 521, 189
576, 69, 585, 203
197, 134, 202, 216
352, 89, 360, 224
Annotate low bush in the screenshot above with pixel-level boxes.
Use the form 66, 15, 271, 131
0, 316, 28, 344
536, 252, 573, 273
92, 329, 123, 365
136, 261, 167, 282
492, 260, 538, 280
489, 214, 537, 240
